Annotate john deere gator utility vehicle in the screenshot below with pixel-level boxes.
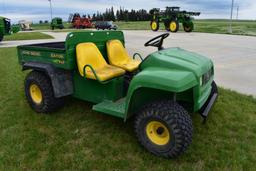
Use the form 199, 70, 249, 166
150, 7, 200, 32
51, 17, 64, 30
17, 31, 217, 158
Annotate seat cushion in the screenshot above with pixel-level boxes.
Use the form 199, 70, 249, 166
76, 42, 125, 82
107, 39, 141, 72
117, 59, 141, 72
86, 65, 125, 81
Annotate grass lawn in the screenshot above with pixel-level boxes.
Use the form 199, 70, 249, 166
0, 48, 256, 170
31, 20, 256, 36
3, 32, 53, 41
31, 22, 72, 30
194, 19, 256, 36
115, 19, 256, 36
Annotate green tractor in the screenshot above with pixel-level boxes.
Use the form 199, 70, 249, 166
0, 16, 20, 42
17, 31, 217, 158
51, 17, 64, 30
0, 16, 11, 42
150, 7, 200, 32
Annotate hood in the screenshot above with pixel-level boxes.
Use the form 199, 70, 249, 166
140, 47, 213, 77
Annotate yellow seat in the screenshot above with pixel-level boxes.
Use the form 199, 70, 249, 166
106, 39, 141, 72
76, 43, 125, 81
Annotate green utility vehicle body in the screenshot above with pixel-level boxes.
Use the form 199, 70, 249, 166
18, 31, 218, 158
17, 31, 215, 121
51, 17, 64, 30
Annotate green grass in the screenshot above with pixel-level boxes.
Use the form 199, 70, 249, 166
3, 32, 53, 41
1, 47, 256, 170
31, 20, 256, 36
31, 22, 91, 33
115, 19, 256, 36
31, 22, 72, 30
194, 19, 256, 36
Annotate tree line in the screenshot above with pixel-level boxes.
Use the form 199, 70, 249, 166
90, 7, 151, 21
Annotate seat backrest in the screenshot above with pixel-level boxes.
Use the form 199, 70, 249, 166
65, 31, 125, 70
76, 42, 107, 76
106, 39, 130, 65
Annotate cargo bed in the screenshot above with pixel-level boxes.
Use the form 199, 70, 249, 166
17, 41, 72, 69
17, 31, 126, 70
23, 42, 65, 50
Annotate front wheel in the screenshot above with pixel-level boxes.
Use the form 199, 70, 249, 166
150, 20, 159, 31
134, 100, 193, 158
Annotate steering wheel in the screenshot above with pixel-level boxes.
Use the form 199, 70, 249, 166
144, 33, 169, 51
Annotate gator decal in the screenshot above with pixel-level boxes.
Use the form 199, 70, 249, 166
51, 53, 64, 59
53, 59, 65, 64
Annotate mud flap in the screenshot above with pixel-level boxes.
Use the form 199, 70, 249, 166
199, 82, 218, 123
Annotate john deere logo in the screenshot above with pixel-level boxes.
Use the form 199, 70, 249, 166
22, 50, 41, 57
51, 53, 64, 59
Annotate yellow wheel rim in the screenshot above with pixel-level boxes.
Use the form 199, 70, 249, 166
151, 21, 157, 30
29, 84, 43, 104
146, 121, 170, 145
170, 22, 177, 31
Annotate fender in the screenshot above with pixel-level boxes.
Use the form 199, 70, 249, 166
124, 67, 197, 120
22, 62, 73, 98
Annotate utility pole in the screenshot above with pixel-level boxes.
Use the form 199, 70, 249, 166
236, 6, 239, 20
2, 0, 5, 14
228, 0, 234, 33
49, 0, 53, 21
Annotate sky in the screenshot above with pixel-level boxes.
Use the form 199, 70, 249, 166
0, 0, 255, 23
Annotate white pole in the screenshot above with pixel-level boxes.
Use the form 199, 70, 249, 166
3, 0, 5, 14
236, 6, 239, 20
49, 0, 53, 21
229, 0, 234, 33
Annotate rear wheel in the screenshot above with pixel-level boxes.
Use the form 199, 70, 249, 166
150, 20, 159, 31
0, 33, 4, 41
169, 20, 179, 32
183, 22, 194, 32
134, 100, 193, 158
25, 71, 64, 113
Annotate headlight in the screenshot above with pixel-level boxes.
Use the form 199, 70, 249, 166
201, 67, 213, 86
199, 77, 203, 86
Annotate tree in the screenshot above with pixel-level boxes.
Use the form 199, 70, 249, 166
91, 7, 151, 22
116, 10, 120, 21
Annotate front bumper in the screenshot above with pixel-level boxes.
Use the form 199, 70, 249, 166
199, 82, 218, 121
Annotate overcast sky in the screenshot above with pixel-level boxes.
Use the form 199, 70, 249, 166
0, 0, 255, 23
